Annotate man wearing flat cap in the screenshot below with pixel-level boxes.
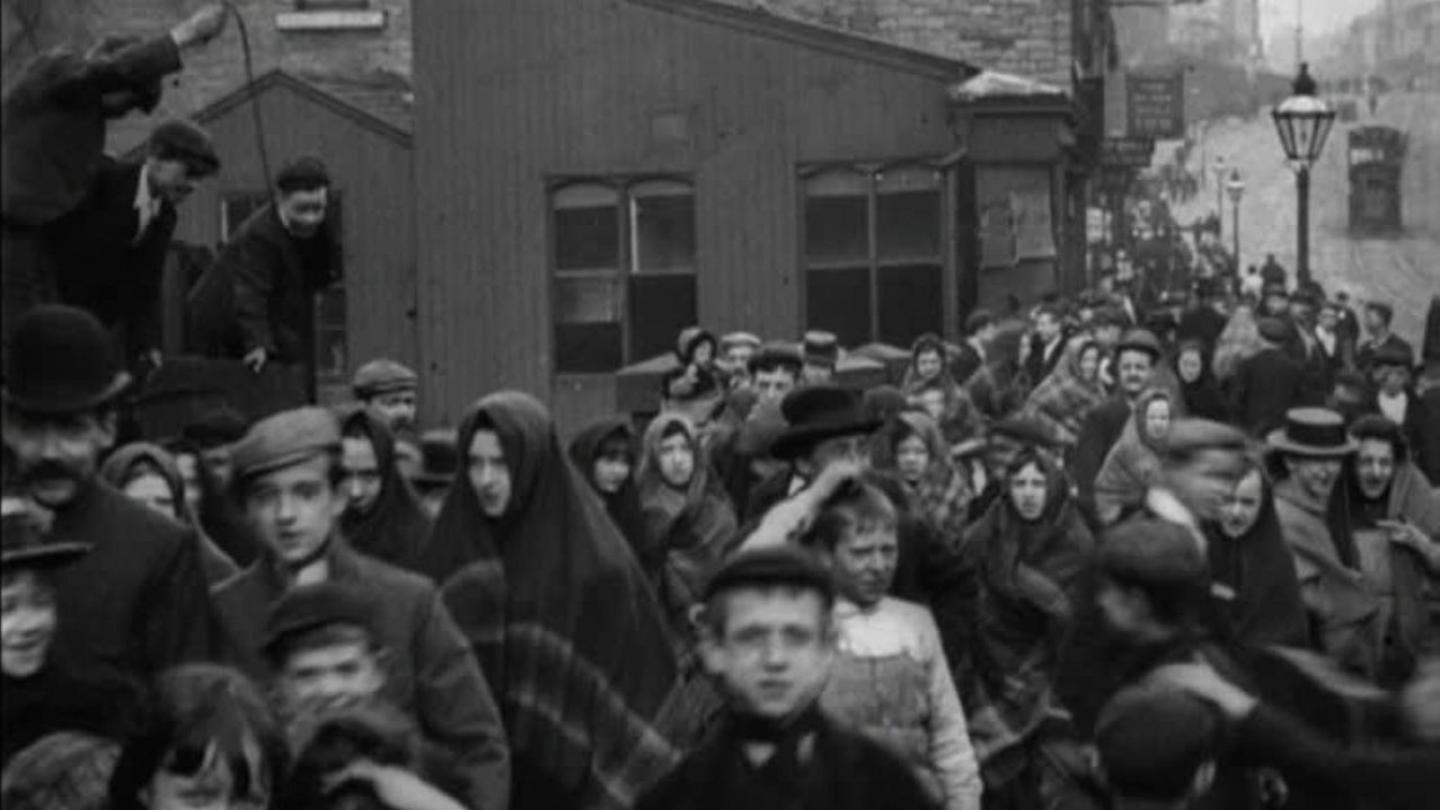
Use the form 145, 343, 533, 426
188, 155, 340, 394
0, 5, 228, 369
352, 358, 419, 435
1, 305, 214, 681
211, 406, 509, 810
43, 119, 221, 374
801, 330, 839, 386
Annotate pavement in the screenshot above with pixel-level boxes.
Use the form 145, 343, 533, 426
1169, 91, 1440, 345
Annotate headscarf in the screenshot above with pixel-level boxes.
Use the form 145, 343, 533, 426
1212, 304, 1266, 381
568, 417, 652, 573
870, 411, 972, 543
901, 333, 957, 395
635, 414, 738, 648
338, 409, 432, 573
1205, 465, 1310, 647
422, 392, 679, 810
1173, 339, 1229, 422
99, 442, 237, 585
1021, 336, 1107, 446
1094, 389, 1174, 525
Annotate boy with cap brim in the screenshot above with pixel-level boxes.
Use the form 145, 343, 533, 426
211, 406, 510, 810
635, 546, 940, 810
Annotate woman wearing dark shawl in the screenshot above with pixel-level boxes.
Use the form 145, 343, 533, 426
1209, 456, 1310, 648
870, 411, 972, 546
952, 447, 1096, 808
1174, 339, 1230, 422
635, 413, 737, 648
421, 391, 681, 810
568, 416, 653, 576
99, 442, 237, 585
338, 408, 433, 573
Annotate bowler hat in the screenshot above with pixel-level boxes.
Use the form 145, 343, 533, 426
770, 386, 881, 461
1, 503, 89, 569
1266, 407, 1358, 457
262, 581, 375, 662
148, 119, 220, 177
1, 306, 130, 414
414, 429, 458, 488
231, 406, 341, 481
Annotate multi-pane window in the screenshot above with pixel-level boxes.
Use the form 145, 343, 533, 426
802, 164, 944, 348
551, 178, 697, 373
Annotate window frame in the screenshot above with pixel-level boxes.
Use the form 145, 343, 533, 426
798, 159, 949, 346
546, 174, 697, 375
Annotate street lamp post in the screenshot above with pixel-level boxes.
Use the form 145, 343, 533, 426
1225, 168, 1246, 273
1271, 63, 1336, 288
1212, 155, 1227, 224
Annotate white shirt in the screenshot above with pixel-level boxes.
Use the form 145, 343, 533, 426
1378, 391, 1408, 425
132, 162, 161, 245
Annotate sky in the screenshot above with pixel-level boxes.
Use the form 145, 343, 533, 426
1257, 0, 1381, 40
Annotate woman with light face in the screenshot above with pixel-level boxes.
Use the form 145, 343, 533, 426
1172, 340, 1229, 422
869, 412, 972, 544
1209, 462, 1309, 647
1094, 389, 1177, 526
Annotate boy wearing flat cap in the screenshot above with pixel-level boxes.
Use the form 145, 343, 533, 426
188, 156, 340, 392
211, 407, 509, 810
635, 546, 940, 810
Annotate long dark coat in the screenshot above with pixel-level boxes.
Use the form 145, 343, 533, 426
1, 34, 181, 364
187, 202, 340, 364
49, 479, 215, 680
1231, 346, 1306, 437
211, 538, 510, 810
45, 160, 177, 359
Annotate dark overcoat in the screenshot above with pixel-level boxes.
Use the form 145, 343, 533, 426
49, 479, 215, 679
211, 539, 510, 810
1230, 347, 1306, 437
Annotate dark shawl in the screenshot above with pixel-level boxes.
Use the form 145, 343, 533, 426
1175, 341, 1231, 422
339, 409, 433, 573
954, 451, 1093, 784
1205, 475, 1310, 648
98, 442, 237, 585
423, 392, 680, 810
568, 417, 652, 576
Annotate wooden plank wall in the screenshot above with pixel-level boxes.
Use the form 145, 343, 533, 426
173, 84, 418, 411
415, 0, 959, 431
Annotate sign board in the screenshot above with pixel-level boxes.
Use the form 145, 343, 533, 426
1127, 73, 1185, 139
1102, 137, 1156, 168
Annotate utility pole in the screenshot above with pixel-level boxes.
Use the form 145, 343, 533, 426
1295, 0, 1304, 65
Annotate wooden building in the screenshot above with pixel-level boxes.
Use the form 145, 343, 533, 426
137, 69, 416, 404
414, 0, 1090, 430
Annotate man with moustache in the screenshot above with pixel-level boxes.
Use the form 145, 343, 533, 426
1268, 408, 1380, 677
635, 546, 940, 810
1072, 329, 1164, 525
210, 405, 509, 810
0, 306, 213, 679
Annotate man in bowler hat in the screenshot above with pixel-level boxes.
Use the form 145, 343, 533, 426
0, 305, 214, 680
188, 156, 341, 393
0, 4, 228, 369
45, 119, 221, 373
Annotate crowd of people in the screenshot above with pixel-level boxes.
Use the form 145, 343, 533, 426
4, 7, 1440, 810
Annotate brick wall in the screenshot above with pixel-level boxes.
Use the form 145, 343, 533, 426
725, 0, 1075, 85
1, 0, 411, 153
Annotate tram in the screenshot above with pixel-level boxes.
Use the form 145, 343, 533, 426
1348, 126, 1407, 236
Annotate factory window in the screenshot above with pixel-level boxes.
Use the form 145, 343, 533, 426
802, 163, 944, 348
550, 177, 696, 374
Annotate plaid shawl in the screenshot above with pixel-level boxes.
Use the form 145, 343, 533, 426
1020, 338, 1106, 446
424, 392, 681, 809
871, 411, 973, 545
954, 452, 1093, 787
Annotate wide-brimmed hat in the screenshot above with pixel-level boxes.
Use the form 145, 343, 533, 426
770, 386, 881, 461
2, 306, 130, 414
1, 502, 89, 569
1266, 407, 1358, 457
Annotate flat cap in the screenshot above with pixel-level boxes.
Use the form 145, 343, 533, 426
351, 358, 418, 399
181, 406, 250, 449
719, 331, 762, 351
1096, 683, 1220, 802
1099, 518, 1208, 587
802, 330, 840, 365
703, 545, 835, 604
1114, 328, 1163, 360
262, 581, 375, 662
1162, 418, 1250, 459
1371, 342, 1414, 369
231, 406, 341, 482
148, 119, 219, 176
749, 341, 804, 373
275, 155, 330, 192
